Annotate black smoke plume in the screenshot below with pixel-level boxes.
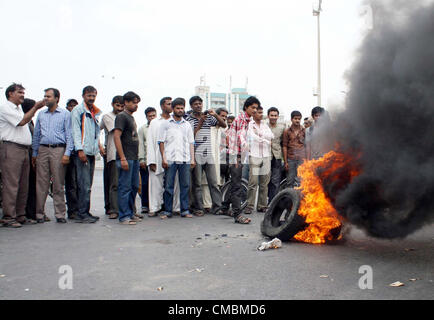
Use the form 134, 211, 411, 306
320, 0, 434, 238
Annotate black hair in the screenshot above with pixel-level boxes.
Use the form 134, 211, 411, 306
304, 117, 309, 121
82, 85, 97, 96
66, 99, 78, 107
145, 107, 157, 116
267, 107, 280, 116
160, 97, 172, 106
257, 105, 263, 111
311, 106, 324, 117
21, 98, 35, 113
123, 91, 141, 103
189, 96, 203, 106
172, 98, 186, 108
112, 95, 124, 104
291, 110, 302, 119
44, 88, 60, 102
5, 83, 25, 99
216, 107, 228, 115
243, 96, 260, 111
227, 115, 235, 121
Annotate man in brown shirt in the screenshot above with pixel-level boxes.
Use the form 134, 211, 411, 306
266, 107, 285, 203
282, 111, 306, 188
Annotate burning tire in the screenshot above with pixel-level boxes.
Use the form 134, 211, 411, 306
261, 188, 306, 241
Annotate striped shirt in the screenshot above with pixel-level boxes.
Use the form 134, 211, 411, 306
186, 114, 218, 158
32, 107, 74, 157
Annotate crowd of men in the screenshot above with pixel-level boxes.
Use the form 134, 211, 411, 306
0, 83, 328, 228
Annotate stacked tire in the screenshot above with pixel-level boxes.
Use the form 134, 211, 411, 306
261, 188, 306, 241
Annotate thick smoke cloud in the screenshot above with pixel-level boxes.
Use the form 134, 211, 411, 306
322, 0, 434, 238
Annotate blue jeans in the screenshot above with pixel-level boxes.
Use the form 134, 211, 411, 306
116, 160, 139, 222
163, 162, 190, 216
74, 155, 95, 218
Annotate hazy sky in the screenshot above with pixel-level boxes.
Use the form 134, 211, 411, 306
0, 0, 371, 124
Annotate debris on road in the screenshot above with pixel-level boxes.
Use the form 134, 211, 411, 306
25, 288, 30, 292
0, 274, 5, 278
221, 234, 228, 237
257, 238, 282, 251
404, 248, 415, 252
409, 278, 419, 281
320, 275, 329, 278
189, 268, 204, 273
157, 287, 164, 291
389, 281, 405, 287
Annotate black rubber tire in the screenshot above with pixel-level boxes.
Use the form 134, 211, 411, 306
221, 178, 248, 211
278, 178, 288, 193
261, 188, 306, 241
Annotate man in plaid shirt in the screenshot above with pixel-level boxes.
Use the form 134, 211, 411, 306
220, 96, 259, 224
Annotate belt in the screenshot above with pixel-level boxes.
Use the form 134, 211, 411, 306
41, 144, 66, 148
3, 141, 31, 149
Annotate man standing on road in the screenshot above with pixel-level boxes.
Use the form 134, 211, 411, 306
64, 98, 80, 220
146, 97, 180, 218
282, 111, 306, 188
0, 83, 45, 228
306, 106, 326, 160
70, 86, 102, 223
220, 96, 259, 224
113, 92, 141, 226
266, 107, 285, 203
158, 98, 195, 219
186, 96, 226, 216
138, 107, 157, 215
245, 105, 274, 214
100, 95, 124, 219
32, 88, 74, 223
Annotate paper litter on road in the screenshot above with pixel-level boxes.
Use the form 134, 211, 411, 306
257, 238, 282, 251
389, 281, 405, 287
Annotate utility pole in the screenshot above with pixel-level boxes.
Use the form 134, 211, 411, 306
313, 0, 322, 107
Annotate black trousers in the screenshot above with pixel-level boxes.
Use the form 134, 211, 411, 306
65, 153, 79, 216
268, 156, 282, 204
25, 150, 37, 220
221, 160, 243, 218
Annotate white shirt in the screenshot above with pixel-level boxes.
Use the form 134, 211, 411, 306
0, 100, 32, 146
147, 117, 165, 175
100, 112, 117, 162
247, 120, 274, 158
158, 116, 194, 162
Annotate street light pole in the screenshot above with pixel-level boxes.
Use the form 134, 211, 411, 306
313, 0, 323, 107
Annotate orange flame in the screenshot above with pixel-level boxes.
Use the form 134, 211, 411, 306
294, 151, 361, 244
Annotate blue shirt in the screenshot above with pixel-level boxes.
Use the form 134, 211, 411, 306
32, 107, 74, 157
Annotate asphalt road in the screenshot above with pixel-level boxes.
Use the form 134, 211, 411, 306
0, 168, 433, 300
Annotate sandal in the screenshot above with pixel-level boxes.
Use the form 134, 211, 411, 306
120, 219, 136, 225
3, 221, 23, 228
235, 215, 251, 224
148, 212, 157, 217
109, 213, 118, 219
130, 216, 142, 222
193, 210, 204, 217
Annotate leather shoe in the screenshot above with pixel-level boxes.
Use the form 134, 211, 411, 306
75, 216, 98, 223
36, 218, 45, 223
56, 218, 67, 223
87, 213, 100, 220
